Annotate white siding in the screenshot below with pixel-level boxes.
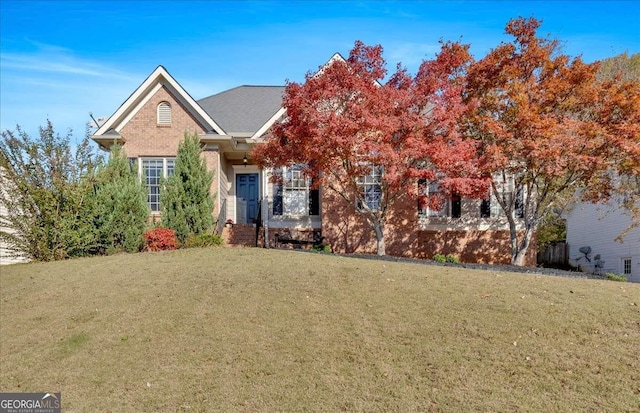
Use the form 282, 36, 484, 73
566, 201, 640, 282
0, 201, 29, 265
218, 155, 229, 222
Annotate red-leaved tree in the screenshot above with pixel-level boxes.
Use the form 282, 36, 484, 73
463, 17, 640, 265
255, 41, 488, 255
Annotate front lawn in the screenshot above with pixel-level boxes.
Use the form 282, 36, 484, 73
1, 248, 638, 411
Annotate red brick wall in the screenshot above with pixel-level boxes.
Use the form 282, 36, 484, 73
119, 86, 207, 157
321, 190, 377, 254
118, 85, 219, 214
321, 186, 537, 266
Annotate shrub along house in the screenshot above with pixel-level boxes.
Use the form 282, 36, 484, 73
92, 64, 533, 265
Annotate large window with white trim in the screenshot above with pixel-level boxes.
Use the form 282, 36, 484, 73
418, 179, 461, 218
273, 165, 319, 216
131, 157, 175, 212
481, 176, 524, 219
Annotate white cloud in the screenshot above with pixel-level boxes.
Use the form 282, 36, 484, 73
0, 43, 142, 143
2, 53, 123, 78
1, 40, 138, 80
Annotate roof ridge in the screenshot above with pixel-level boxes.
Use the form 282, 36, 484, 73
238, 85, 285, 88
198, 85, 285, 101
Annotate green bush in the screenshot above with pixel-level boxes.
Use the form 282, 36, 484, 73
0, 121, 103, 261
89, 144, 149, 254
312, 243, 331, 253
161, 132, 214, 243
433, 253, 460, 264
183, 233, 224, 248
433, 254, 446, 263
605, 273, 627, 282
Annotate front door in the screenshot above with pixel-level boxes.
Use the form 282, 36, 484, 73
236, 173, 259, 224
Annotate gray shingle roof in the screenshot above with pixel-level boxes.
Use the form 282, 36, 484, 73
197, 86, 285, 135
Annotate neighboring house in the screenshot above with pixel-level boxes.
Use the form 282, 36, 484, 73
0, 202, 30, 265
0, 169, 29, 265
566, 200, 640, 282
91, 64, 534, 265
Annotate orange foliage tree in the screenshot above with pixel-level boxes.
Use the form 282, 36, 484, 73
463, 17, 640, 265
255, 41, 487, 255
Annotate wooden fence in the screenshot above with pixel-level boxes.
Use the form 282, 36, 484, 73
537, 241, 568, 268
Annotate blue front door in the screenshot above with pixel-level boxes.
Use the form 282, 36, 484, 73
236, 173, 259, 224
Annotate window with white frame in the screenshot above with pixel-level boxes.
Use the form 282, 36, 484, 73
356, 165, 382, 211
157, 102, 172, 125
418, 179, 461, 218
481, 195, 504, 218
514, 186, 524, 218
131, 158, 175, 212
272, 165, 319, 216
623, 257, 632, 275
480, 175, 524, 219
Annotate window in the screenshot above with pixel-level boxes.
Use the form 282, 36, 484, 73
480, 198, 492, 218
623, 258, 632, 275
480, 176, 524, 219
451, 194, 462, 218
514, 186, 524, 218
137, 158, 175, 212
356, 166, 382, 211
418, 179, 461, 218
272, 165, 319, 216
157, 102, 171, 125
480, 195, 504, 218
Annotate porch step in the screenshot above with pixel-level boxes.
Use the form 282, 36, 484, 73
222, 224, 260, 247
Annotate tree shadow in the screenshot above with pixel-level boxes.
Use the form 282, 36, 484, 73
321, 191, 536, 265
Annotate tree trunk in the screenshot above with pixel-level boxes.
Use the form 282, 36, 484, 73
513, 248, 528, 266
374, 223, 386, 256
512, 226, 534, 266
508, 218, 519, 265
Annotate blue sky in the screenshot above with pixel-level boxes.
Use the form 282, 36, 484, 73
1, 1, 638, 144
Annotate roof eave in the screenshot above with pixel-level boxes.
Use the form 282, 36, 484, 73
91, 134, 124, 151
251, 107, 286, 139
93, 66, 227, 139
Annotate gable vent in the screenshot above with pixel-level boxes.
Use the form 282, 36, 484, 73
157, 102, 172, 125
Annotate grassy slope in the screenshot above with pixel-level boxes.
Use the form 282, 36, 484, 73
1, 248, 639, 412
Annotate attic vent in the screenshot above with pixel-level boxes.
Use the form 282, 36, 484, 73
157, 102, 171, 125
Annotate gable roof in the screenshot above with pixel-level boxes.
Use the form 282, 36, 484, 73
94, 66, 226, 137
198, 86, 285, 137
92, 54, 349, 146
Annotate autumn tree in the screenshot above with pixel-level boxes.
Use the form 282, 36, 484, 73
463, 17, 640, 265
255, 41, 487, 255
597, 52, 640, 83
597, 52, 640, 239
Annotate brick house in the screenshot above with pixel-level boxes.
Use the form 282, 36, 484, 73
92, 65, 534, 265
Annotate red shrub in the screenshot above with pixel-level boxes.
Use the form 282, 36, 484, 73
144, 228, 178, 251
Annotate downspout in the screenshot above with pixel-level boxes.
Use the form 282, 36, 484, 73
263, 169, 269, 248
217, 150, 221, 219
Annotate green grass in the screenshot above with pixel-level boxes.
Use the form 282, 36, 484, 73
606, 272, 628, 282
1, 248, 639, 412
